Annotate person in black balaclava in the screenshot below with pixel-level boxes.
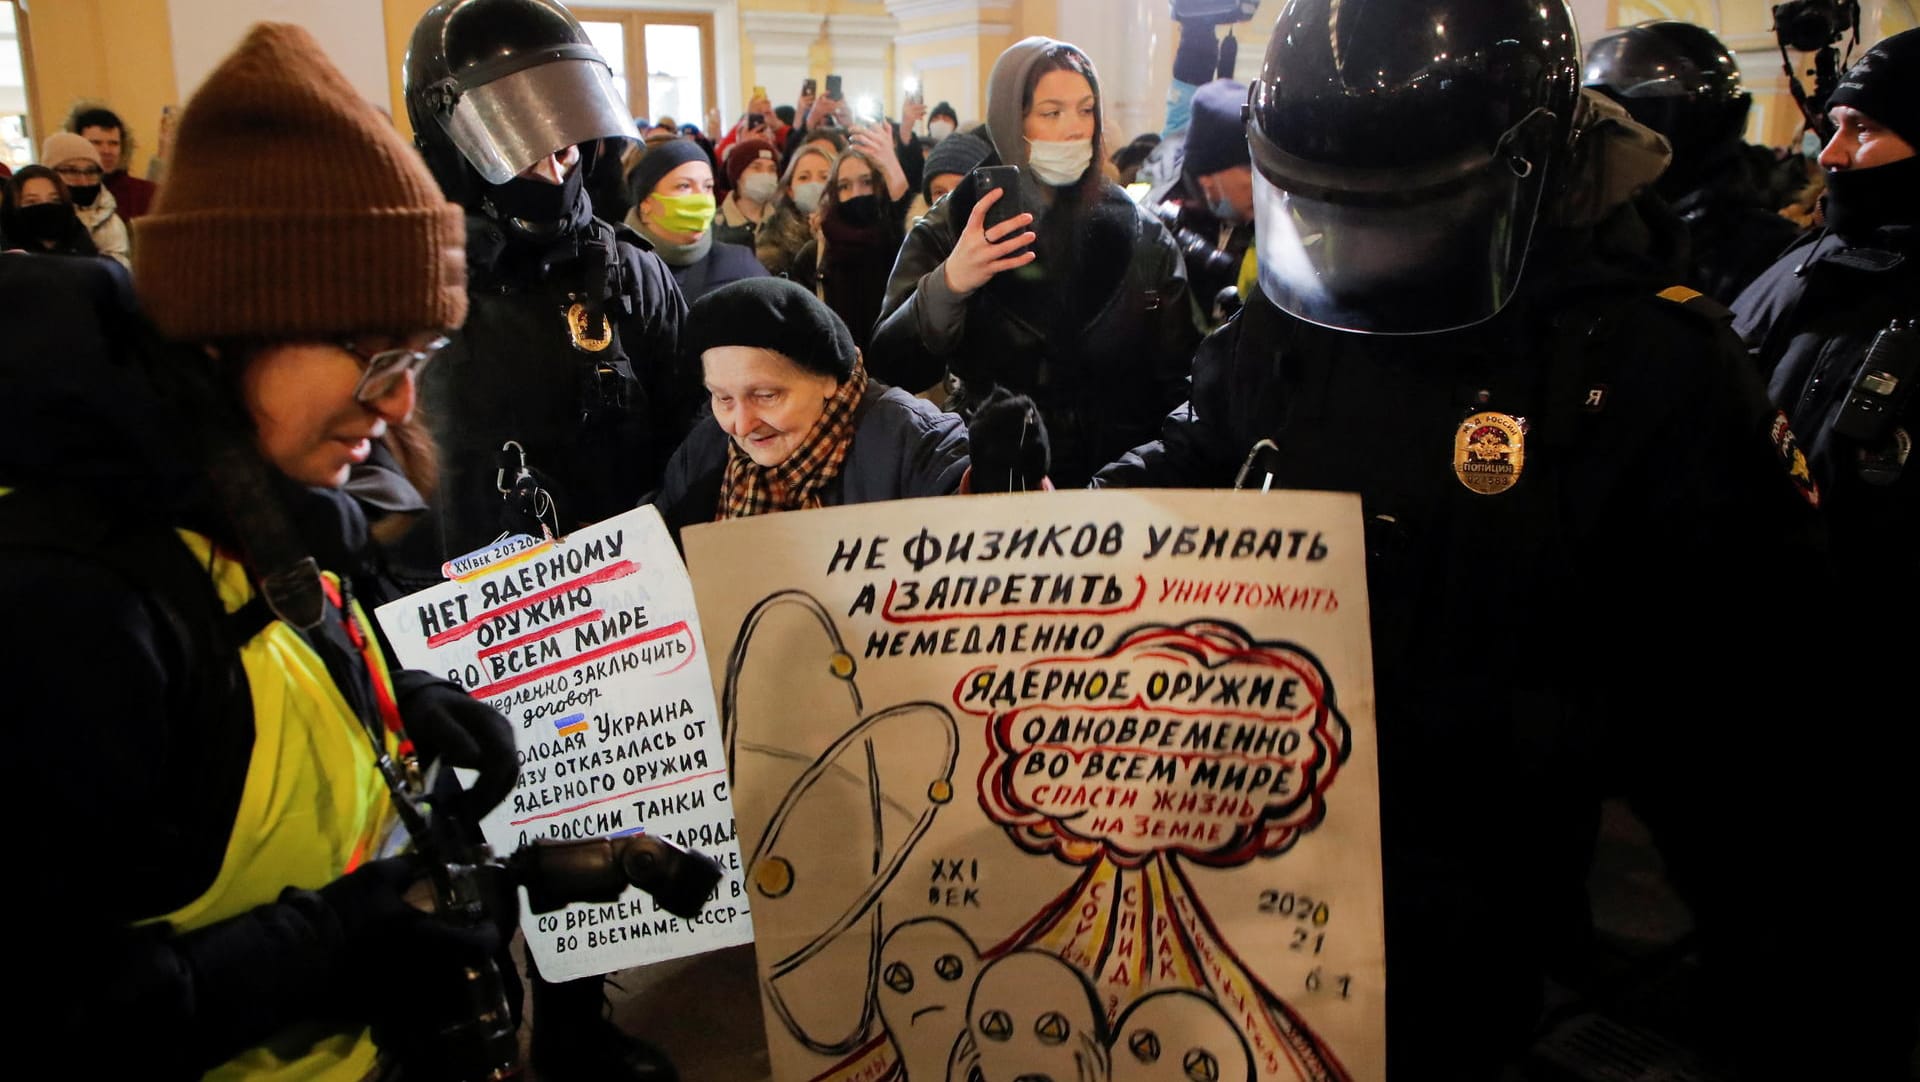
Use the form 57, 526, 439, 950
1584, 21, 1803, 303
401, 2, 688, 1078
1732, 39, 1917, 980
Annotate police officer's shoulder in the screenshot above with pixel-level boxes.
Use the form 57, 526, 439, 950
612, 220, 652, 253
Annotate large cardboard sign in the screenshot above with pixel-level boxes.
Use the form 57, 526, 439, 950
376, 506, 752, 981
685, 490, 1386, 1082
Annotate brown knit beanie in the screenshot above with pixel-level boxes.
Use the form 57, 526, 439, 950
135, 23, 466, 341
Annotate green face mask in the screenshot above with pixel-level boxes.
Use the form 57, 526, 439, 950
649, 191, 717, 233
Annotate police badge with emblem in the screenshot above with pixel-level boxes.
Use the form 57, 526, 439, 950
1454, 412, 1527, 495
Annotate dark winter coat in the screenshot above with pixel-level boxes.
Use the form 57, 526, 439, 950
1661, 138, 1805, 305
0, 253, 468, 1077
868, 181, 1200, 485
651, 380, 969, 534
1095, 217, 1854, 1071
1732, 221, 1917, 613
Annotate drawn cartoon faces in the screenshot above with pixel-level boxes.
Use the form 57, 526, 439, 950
726, 591, 962, 1056
1110, 991, 1253, 1082
966, 952, 1111, 1082
878, 919, 982, 1080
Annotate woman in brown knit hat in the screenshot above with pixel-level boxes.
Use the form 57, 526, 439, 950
0, 23, 526, 1082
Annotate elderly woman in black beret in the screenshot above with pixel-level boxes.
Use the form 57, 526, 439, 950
652, 278, 974, 529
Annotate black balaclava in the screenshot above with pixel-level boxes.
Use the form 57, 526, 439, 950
13, 204, 79, 248
483, 151, 588, 226
835, 194, 881, 227
1824, 156, 1920, 236
1822, 28, 1920, 237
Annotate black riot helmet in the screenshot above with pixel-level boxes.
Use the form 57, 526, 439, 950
1246, 0, 1582, 334
1584, 22, 1751, 164
405, 0, 637, 205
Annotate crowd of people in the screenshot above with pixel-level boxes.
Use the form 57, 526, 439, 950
2, 0, 1914, 1079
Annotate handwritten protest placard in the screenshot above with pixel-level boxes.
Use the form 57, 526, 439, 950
684, 490, 1385, 1082
376, 506, 752, 980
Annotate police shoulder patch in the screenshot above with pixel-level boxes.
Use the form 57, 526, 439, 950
1770, 411, 1821, 508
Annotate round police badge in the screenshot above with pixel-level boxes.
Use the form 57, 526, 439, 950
565, 301, 613, 352
1454, 412, 1527, 494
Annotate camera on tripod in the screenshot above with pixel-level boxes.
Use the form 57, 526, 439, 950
1771, 0, 1856, 52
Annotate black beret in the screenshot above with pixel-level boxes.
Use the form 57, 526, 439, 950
627, 138, 711, 204
684, 278, 856, 380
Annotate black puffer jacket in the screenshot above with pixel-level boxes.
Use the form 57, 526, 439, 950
868, 181, 1199, 486
397, 199, 687, 579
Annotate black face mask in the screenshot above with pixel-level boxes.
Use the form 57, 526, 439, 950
68, 183, 102, 208
1822, 156, 1920, 237
485, 159, 586, 225
12, 203, 76, 247
835, 194, 880, 227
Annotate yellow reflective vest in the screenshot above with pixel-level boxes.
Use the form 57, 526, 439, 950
149, 530, 403, 1082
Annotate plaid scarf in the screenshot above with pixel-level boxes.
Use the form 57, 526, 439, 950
717, 360, 869, 519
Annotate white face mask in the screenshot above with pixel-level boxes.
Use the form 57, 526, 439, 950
740, 172, 779, 204
1026, 138, 1093, 187
929, 120, 956, 142
791, 180, 826, 214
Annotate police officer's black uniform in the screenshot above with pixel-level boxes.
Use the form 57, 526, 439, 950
1584, 21, 1804, 304
396, 0, 689, 578
399, 3, 687, 1079
1098, 2, 1880, 1076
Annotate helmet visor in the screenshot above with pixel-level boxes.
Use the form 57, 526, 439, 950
1249, 111, 1554, 335
441, 57, 639, 184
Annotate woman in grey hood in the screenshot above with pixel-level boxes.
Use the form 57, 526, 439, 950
867, 36, 1201, 486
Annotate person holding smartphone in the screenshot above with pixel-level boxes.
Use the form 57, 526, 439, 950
713, 87, 788, 176
868, 37, 1200, 485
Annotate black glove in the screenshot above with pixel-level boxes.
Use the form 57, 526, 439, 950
400, 680, 519, 823
308, 855, 515, 1056
965, 387, 1051, 493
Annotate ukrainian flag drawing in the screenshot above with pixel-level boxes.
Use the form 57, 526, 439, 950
554, 713, 588, 736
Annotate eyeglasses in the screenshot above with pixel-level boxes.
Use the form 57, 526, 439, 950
339, 336, 449, 403
54, 165, 104, 180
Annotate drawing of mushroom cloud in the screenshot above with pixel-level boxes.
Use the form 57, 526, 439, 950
957, 620, 1356, 1081
723, 590, 961, 1056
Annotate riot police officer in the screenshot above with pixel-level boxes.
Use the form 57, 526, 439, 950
398, 0, 688, 579
1584, 21, 1802, 303
401, 1, 687, 1078
1097, 1, 1890, 1076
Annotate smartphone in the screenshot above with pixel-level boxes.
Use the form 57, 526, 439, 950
802, 77, 817, 99
752, 84, 768, 103
971, 165, 1025, 232
747, 113, 766, 131
825, 74, 843, 101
